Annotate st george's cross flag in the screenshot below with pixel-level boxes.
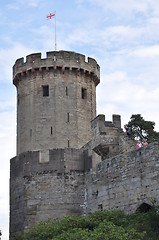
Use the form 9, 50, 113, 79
46, 13, 55, 19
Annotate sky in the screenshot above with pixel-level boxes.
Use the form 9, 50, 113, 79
1, 0, 159, 239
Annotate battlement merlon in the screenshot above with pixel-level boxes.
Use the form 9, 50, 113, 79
91, 114, 121, 137
10, 148, 92, 178
13, 50, 100, 85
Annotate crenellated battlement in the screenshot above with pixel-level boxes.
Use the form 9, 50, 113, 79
10, 148, 92, 179
13, 50, 100, 86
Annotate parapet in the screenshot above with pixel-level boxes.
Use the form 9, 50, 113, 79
10, 148, 92, 178
13, 50, 100, 86
91, 114, 121, 137
91, 115, 106, 136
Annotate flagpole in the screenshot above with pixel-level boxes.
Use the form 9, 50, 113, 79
46, 12, 56, 50
55, 11, 57, 51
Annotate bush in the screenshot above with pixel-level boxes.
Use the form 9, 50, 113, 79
13, 209, 159, 240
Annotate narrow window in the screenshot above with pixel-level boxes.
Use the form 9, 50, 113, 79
42, 85, 49, 97
81, 87, 87, 99
17, 94, 20, 105
67, 112, 70, 122
30, 129, 32, 137
66, 86, 68, 96
68, 140, 70, 148
51, 127, 53, 135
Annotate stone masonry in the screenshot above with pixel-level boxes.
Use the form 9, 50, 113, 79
10, 50, 159, 238
13, 51, 99, 161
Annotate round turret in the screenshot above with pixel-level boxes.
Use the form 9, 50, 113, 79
13, 50, 100, 161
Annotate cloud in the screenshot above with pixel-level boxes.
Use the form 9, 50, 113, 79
97, 70, 159, 129
0, 95, 15, 112
130, 45, 159, 58
0, 42, 35, 83
148, 17, 159, 24
101, 71, 128, 83
7, 0, 43, 9
98, 26, 144, 50
89, 0, 159, 14
0, 109, 16, 240
75, 0, 85, 7
6, 3, 20, 10
26, 0, 41, 7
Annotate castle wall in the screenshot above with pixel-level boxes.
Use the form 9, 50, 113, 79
10, 119, 159, 238
85, 142, 159, 214
10, 149, 90, 236
10, 142, 159, 237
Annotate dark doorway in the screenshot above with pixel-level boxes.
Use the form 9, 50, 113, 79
137, 203, 152, 213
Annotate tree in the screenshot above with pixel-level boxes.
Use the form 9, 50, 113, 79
12, 209, 159, 240
128, 114, 159, 143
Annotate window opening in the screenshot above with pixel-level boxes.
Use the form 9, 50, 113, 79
68, 140, 70, 148
67, 112, 70, 122
81, 87, 87, 99
30, 129, 32, 137
66, 86, 68, 96
51, 127, 53, 135
42, 85, 49, 97
17, 94, 20, 105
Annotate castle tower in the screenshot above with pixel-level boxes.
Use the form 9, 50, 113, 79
13, 51, 100, 162
10, 51, 100, 237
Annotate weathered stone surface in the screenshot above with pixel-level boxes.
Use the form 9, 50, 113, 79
85, 143, 159, 214
10, 50, 159, 239
13, 51, 99, 157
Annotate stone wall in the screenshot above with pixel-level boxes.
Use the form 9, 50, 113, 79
13, 51, 100, 157
84, 142, 159, 214
13, 51, 100, 81
10, 148, 91, 236
10, 116, 159, 237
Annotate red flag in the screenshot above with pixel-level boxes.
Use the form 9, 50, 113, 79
46, 13, 55, 20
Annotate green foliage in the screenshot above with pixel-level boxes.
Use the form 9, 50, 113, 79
147, 207, 159, 238
53, 228, 90, 240
127, 207, 159, 239
12, 208, 159, 240
88, 210, 128, 229
128, 114, 159, 143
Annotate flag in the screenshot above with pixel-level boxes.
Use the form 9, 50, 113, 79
46, 11, 57, 51
46, 13, 55, 20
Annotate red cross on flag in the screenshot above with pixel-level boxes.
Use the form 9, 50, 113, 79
47, 13, 55, 19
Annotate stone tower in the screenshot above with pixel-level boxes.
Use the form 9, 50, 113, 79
10, 51, 100, 236
13, 51, 99, 162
